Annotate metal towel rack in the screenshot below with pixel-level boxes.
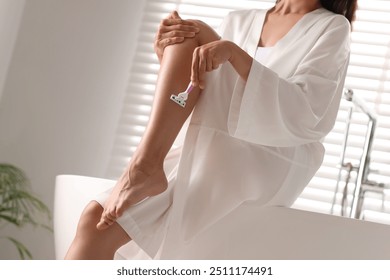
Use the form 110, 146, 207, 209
330, 88, 388, 219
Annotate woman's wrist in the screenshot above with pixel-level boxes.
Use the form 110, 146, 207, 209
228, 41, 253, 82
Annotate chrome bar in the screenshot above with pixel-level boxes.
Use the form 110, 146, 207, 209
334, 89, 378, 219
350, 118, 375, 218
345, 89, 377, 218
331, 104, 354, 215
344, 89, 377, 122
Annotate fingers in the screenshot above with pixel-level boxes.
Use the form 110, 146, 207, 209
160, 9, 200, 35
157, 13, 200, 43
198, 50, 207, 90
191, 47, 211, 90
191, 41, 231, 90
155, 18, 199, 60
159, 19, 199, 39
158, 30, 195, 43
95, 188, 137, 230
191, 47, 200, 88
154, 11, 200, 61
156, 36, 186, 53
170, 10, 181, 20
96, 209, 118, 230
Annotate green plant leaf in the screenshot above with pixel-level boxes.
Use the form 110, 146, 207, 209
0, 213, 23, 226
5, 237, 33, 260
0, 163, 52, 259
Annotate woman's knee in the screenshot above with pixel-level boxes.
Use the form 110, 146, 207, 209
76, 201, 131, 244
164, 20, 219, 53
187, 20, 220, 46
76, 201, 103, 236
66, 201, 130, 259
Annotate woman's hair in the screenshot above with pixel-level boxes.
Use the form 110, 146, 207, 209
320, 0, 358, 23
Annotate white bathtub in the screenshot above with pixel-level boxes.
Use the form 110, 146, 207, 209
54, 174, 390, 259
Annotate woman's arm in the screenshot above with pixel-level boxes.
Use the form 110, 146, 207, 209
191, 40, 253, 89
191, 10, 351, 147
228, 17, 351, 147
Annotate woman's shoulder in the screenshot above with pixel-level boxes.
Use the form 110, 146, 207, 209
226, 8, 349, 27
313, 8, 351, 30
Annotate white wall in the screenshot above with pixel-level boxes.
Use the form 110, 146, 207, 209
0, 0, 26, 102
0, 0, 146, 259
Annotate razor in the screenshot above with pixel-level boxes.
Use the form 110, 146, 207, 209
170, 83, 194, 108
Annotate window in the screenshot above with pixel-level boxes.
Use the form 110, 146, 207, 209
295, 0, 390, 224
106, 0, 390, 224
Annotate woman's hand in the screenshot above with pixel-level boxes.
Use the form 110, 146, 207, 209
154, 11, 200, 61
154, 11, 221, 62
191, 40, 234, 89
191, 40, 254, 89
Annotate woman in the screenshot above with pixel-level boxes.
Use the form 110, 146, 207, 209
65, 0, 357, 259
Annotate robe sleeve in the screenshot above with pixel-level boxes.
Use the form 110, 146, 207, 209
227, 16, 351, 147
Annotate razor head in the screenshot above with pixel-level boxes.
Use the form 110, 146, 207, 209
170, 94, 186, 108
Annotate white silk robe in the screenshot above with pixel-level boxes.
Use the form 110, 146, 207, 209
97, 7, 351, 259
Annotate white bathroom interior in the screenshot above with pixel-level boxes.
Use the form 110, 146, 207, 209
1, 0, 390, 259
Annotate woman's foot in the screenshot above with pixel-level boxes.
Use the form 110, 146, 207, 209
96, 161, 168, 230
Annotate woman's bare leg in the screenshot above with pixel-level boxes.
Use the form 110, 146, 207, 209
65, 35, 204, 259
64, 201, 130, 259
95, 35, 203, 229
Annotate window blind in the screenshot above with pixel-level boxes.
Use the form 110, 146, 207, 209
294, 0, 390, 224
106, 0, 390, 225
